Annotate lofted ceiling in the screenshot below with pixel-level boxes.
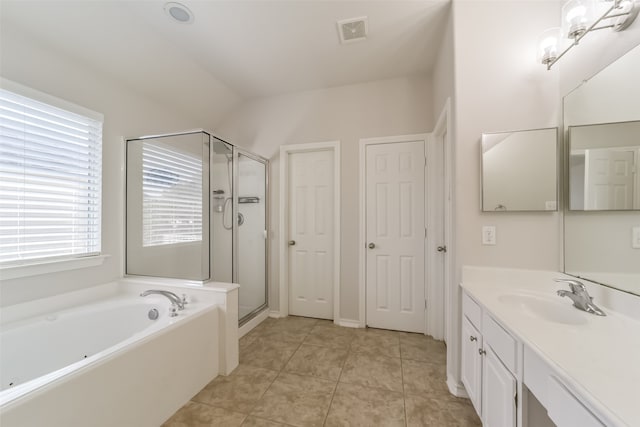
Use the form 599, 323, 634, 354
1, 0, 449, 110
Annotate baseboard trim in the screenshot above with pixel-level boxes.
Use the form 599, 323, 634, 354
337, 318, 363, 328
268, 310, 285, 318
239, 309, 269, 338
447, 376, 469, 398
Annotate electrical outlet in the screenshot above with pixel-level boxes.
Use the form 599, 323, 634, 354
482, 226, 496, 245
632, 227, 640, 249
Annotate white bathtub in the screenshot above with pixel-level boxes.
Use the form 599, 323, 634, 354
0, 278, 239, 427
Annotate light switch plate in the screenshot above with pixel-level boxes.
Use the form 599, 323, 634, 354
482, 226, 496, 245
632, 226, 640, 249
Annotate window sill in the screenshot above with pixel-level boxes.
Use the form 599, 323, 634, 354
0, 255, 110, 281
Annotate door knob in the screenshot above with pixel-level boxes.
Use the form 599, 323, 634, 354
288, 240, 296, 246
368, 243, 376, 249
437, 246, 447, 253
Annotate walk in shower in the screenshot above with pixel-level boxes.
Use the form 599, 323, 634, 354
125, 130, 268, 325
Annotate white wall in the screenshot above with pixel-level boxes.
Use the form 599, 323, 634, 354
432, 4, 455, 121
448, 0, 561, 393
216, 76, 433, 321
0, 28, 204, 306
448, 0, 640, 393
453, 0, 561, 274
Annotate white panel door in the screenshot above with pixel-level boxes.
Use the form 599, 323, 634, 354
288, 150, 334, 319
365, 141, 425, 333
584, 149, 634, 210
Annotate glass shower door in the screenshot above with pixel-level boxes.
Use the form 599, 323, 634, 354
126, 132, 210, 280
210, 137, 233, 283
235, 151, 268, 323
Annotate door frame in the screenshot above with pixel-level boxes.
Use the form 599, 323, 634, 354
279, 141, 341, 321
358, 133, 429, 329
427, 101, 452, 341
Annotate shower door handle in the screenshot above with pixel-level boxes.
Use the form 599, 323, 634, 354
288, 240, 296, 246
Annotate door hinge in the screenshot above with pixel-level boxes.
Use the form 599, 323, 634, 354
424, 227, 427, 239
514, 392, 518, 407
424, 156, 427, 167
424, 299, 428, 310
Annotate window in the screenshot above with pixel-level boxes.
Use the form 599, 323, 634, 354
142, 141, 202, 247
0, 86, 103, 266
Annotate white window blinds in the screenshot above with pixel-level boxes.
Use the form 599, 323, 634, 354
0, 88, 102, 265
142, 141, 202, 247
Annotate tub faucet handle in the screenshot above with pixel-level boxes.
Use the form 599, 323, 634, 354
169, 305, 178, 317
181, 294, 188, 305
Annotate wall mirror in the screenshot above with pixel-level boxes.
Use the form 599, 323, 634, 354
569, 120, 640, 210
564, 43, 640, 296
481, 128, 558, 212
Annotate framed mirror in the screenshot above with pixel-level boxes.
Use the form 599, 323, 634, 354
564, 44, 640, 295
481, 127, 558, 212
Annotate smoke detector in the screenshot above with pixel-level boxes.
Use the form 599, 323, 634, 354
337, 17, 368, 44
164, 2, 194, 24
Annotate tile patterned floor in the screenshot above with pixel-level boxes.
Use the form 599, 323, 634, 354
163, 316, 481, 427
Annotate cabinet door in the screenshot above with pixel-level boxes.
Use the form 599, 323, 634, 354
482, 346, 516, 427
461, 316, 482, 416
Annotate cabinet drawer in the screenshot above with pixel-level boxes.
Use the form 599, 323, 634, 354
483, 313, 517, 375
462, 291, 482, 329
547, 377, 604, 427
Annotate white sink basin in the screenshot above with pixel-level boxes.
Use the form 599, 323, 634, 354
498, 293, 588, 325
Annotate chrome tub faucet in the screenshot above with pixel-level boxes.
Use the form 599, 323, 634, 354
555, 279, 606, 316
140, 290, 186, 317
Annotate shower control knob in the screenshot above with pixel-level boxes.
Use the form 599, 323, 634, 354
368, 243, 376, 249
288, 240, 296, 246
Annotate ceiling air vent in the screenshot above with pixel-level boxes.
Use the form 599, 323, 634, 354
337, 17, 368, 44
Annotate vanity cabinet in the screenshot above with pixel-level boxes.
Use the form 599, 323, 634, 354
461, 267, 639, 427
524, 346, 606, 427
462, 292, 517, 427
461, 315, 482, 414
483, 345, 517, 427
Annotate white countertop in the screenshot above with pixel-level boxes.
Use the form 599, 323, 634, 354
461, 267, 640, 427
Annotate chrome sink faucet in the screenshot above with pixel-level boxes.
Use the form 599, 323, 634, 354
140, 290, 186, 317
555, 279, 606, 316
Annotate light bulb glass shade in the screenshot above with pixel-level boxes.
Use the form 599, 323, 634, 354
537, 27, 561, 65
562, 0, 596, 39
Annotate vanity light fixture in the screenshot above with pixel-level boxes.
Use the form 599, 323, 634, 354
539, 0, 639, 69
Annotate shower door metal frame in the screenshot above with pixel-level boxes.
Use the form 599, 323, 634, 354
234, 147, 270, 326
123, 130, 212, 281
123, 129, 270, 326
